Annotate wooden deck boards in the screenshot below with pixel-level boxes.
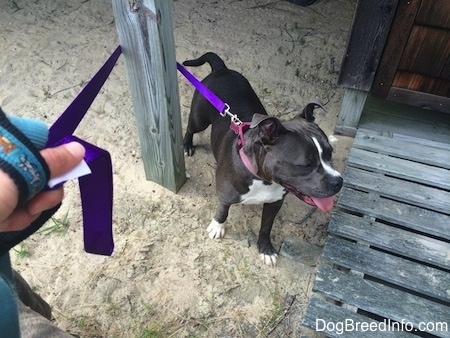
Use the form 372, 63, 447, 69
358, 97, 450, 144
303, 129, 450, 337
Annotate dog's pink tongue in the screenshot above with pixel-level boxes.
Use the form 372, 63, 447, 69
312, 196, 335, 212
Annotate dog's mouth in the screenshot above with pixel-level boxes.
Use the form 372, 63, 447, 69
281, 183, 335, 212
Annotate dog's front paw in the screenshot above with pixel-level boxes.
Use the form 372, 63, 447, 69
258, 239, 278, 266
207, 219, 226, 239
259, 253, 278, 266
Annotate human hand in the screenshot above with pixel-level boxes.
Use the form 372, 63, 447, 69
0, 142, 85, 232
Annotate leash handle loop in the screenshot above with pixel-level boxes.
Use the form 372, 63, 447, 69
45, 46, 121, 256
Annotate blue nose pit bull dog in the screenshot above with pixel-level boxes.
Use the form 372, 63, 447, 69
183, 52, 343, 266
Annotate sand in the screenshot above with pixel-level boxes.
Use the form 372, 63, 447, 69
1, 0, 356, 336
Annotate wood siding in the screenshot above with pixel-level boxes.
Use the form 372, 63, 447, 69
372, 0, 450, 113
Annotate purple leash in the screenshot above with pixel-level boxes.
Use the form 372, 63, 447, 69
176, 62, 227, 114
46, 46, 122, 256
46, 51, 252, 256
177, 62, 259, 177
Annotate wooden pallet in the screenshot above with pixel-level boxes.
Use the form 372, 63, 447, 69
303, 129, 450, 337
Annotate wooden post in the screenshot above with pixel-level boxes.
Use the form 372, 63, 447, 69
335, 88, 368, 137
335, 0, 398, 137
112, 0, 186, 192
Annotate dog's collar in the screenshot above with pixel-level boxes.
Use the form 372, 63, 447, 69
230, 122, 260, 177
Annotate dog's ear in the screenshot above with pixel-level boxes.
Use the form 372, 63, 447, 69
250, 113, 271, 128
251, 114, 287, 144
299, 100, 326, 122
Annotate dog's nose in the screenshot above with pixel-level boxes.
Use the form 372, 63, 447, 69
330, 175, 343, 192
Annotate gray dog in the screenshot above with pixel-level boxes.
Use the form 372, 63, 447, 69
183, 53, 343, 265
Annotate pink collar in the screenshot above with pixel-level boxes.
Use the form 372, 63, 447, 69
230, 122, 260, 177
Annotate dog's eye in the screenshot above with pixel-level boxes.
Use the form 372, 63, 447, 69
322, 147, 332, 161
293, 163, 314, 175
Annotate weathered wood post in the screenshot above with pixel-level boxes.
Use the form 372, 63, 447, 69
334, 0, 398, 137
112, 0, 186, 192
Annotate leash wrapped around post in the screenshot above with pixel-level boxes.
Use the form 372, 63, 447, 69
46, 46, 122, 256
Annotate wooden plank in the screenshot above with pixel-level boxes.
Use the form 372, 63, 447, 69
334, 125, 357, 138
112, 0, 186, 192
358, 98, 450, 145
390, 133, 450, 151
303, 298, 415, 337
343, 167, 450, 214
443, 58, 450, 82
416, 0, 450, 29
337, 187, 450, 240
348, 147, 450, 190
313, 265, 450, 337
353, 127, 450, 158
360, 96, 449, 128
357, 122, 450, 151
335, 88, 368, 135
388, 87, 450, 114
399, 26, 450, 78
357, 114, 450, 145
354, 129, 450, 168
392, 71, 450, 97
323, 236, 450, 302
371, 0, 421, 98
337, 0, 399, 91
328, 211, 450, 269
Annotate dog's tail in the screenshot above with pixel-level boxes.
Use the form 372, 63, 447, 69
183, 52, 227, 72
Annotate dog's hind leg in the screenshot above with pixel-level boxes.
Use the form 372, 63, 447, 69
183, 101, 212, 156
183, 118, 208, 156
183, 126, 196, 156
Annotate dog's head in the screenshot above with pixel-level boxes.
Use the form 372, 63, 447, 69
250, 102, 343, 211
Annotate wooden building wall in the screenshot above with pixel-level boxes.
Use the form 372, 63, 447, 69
371, 0, 450, 113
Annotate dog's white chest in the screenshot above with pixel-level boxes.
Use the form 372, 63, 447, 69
239, 180, 286, 205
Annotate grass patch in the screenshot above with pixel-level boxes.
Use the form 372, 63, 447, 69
13, 243, 31, 258
37, 209, 70, 236
237, 259, 257, 279
138, 327, 165, 338
257, 289, 296, 337
76, 316, 88, 329
72, 315, 103, 337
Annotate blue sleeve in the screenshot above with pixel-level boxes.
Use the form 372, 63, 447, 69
0, 253, 21, 338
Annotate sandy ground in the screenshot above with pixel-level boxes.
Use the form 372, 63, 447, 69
1, 0, 356, 337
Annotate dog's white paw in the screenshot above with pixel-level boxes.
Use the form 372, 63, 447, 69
207, 219, 226, 239
259, 253, 278, 266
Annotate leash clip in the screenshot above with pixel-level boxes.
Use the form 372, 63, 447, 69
219, 103, 230, 117
221, 103, 243, 126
